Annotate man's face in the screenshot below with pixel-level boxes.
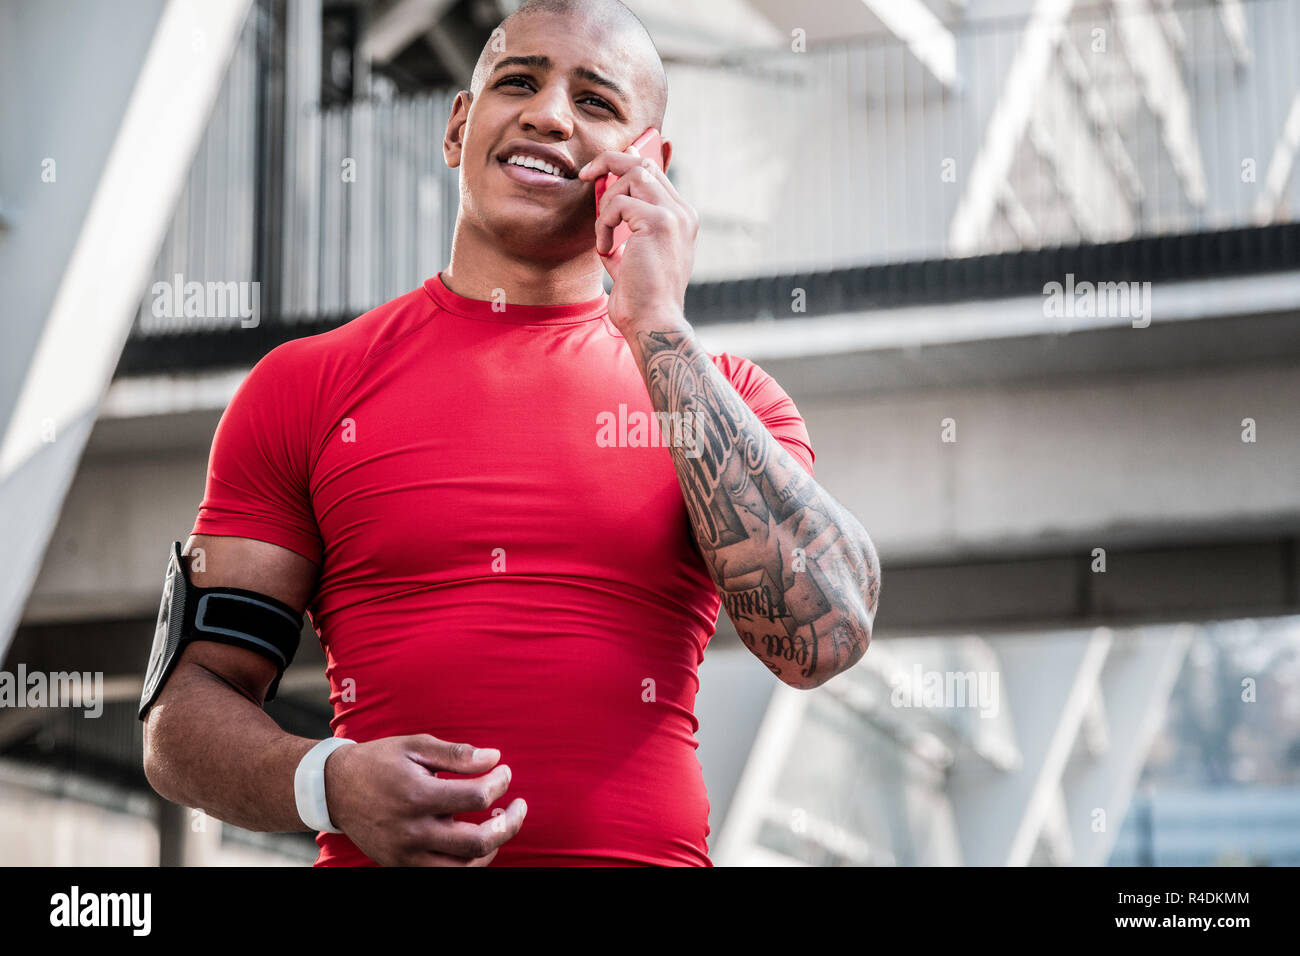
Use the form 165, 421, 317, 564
444, 13, 665, 260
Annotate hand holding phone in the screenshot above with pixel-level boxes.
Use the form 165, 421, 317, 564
593, 127, 664, 264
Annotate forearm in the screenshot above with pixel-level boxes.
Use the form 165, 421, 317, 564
143, 663, 319, 832
626, 315, 881, 689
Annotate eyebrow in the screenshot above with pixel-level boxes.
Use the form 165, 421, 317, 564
490, 54, 628, 101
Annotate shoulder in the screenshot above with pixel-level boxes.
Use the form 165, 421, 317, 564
242, 285, 435, 406
268, 285, 433, 374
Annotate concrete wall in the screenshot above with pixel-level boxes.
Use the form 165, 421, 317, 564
802, 360, 1300, 563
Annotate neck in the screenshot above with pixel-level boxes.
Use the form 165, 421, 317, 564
442, 217, 607, 305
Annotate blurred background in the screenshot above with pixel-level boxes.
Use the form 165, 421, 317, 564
1, 0, 1298, 866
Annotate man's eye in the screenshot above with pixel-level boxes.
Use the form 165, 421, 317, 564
496, 77, 613, 112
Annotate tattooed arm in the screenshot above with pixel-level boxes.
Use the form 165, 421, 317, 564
625, 317, 881, 690
576, 145, 880, 687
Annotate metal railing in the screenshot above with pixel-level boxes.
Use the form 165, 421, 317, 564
283, 92, 459, 320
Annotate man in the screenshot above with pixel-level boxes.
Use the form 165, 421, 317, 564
141, 0, 880, 867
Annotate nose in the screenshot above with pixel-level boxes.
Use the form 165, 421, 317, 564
517, 80, 575, 139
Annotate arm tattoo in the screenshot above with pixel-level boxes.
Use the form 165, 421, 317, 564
632, 328, 882, 688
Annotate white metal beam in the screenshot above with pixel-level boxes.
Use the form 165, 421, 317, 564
1039, 785, 1076, 864
1112, 0, 1207, 206
1215, 0, 1252, 69
0, 0, 251, 479
0, 0, 252, 664
712, 683, 809, 866
859, 0, 958, 88
1253, 91, 1300, 225
1058, 38, 1144, 204
1026, 79, 1136, 243
423, 23, 479, 87
1080, 687, 1110, 759
360, 0, 456, 65
1152, 0, 1187, 56
948, 0, 1076, 255
947, 628, 1113, 866
1063, 625, 1194, 866
998, 181, 1040, 246
767, 798, 879, 864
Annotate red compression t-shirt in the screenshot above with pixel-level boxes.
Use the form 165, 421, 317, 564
192, 272, 815, 866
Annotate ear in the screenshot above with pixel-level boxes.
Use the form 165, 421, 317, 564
659, 138, 673, 175
443, 90, 472, 169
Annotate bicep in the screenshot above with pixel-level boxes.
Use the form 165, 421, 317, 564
184, 534, 318, 609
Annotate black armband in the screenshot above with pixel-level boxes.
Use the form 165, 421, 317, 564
138, 541, 303, 720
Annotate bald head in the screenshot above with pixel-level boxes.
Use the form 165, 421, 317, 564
470, 0, 668, 129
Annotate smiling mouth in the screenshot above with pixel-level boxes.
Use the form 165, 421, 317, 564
502, 153, 574, 178
497, 152, 579, 190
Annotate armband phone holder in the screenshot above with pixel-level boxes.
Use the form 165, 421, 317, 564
138, 541, 303, 719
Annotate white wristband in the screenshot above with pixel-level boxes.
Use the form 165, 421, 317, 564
295, 737, 356, 834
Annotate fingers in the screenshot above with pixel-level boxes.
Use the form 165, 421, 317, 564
582, 148, 699, 267
419, 762, 514, 814
578, 148, 665, 183
595, 193, 675, 255
595, 159, 672, 216
402, 733, 500, 774
582, 150, 679, 220
341, 735, 531, 867
590, 162, 696, 259
415, 847, 499, 867
409, 798, 529, 866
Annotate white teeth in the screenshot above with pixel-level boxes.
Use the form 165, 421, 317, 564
505, 154, 566, 178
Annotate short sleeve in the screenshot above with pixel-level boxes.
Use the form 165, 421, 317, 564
191, 341, 324, 565
711, 352, 815, 477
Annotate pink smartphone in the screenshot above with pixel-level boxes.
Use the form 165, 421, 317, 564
594, 126, 664, 259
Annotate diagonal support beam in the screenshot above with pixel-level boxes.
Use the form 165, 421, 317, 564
1112, 0, 1207, 207
712, 683, 810, 865
0, 0, 251, 664
1152, 0, 1187, 56
1215, 0, 1252, 69
1063, 625, 1193, 866
948, 0, 1075, 255
1253, 91, 1300, 225
859, 0, 957, 89
423, 22, 479, 87
1058, 37, 1144, 204
360, 0, 457, 65
947, 627, 1113, 866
